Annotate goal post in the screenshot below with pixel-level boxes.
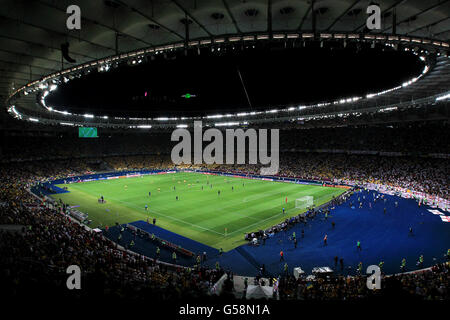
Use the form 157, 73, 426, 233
295, 196, 314, 210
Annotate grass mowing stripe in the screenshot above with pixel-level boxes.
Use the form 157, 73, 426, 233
111, 197, 226, 236
52, 172, 346, 250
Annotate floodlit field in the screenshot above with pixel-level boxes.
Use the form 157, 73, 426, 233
52, 172, 346, 251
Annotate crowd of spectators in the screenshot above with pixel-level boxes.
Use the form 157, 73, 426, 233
244, 193, 350, 242
5, 152, 448, 201
280, 123, 450, 154
197, 153, 449, 200
0, 121, 449, 301
1, 155, 448, 301
1, 122, 449, 161
0, 164, 224, 301
275, 262, 449, 300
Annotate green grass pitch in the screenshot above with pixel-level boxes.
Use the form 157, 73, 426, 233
52, 172, 346, 251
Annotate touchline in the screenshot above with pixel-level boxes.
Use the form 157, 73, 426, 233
171, 121, 279, 175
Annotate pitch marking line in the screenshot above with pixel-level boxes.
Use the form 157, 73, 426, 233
112, 197, 226, 236
226, 205, 307, 236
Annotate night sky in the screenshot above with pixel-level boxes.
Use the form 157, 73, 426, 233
47, 41, 424, 117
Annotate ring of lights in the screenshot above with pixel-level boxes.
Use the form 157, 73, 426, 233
6, 31, 449, 129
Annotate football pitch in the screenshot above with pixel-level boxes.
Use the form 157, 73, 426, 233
52, 172, 346, 251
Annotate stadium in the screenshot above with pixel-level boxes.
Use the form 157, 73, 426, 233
0, 0, 449, 311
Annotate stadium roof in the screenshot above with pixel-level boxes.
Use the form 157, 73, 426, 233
1, 0, 449, 126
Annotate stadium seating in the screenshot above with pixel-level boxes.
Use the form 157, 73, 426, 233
0, 122, 448, 300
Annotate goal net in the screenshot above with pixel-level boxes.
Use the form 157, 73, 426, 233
295, 196, 314, 210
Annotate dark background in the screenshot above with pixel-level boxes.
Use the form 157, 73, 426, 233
47, 42, 424, 117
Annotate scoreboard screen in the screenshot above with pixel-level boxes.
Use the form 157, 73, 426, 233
78, 127, 98, 138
